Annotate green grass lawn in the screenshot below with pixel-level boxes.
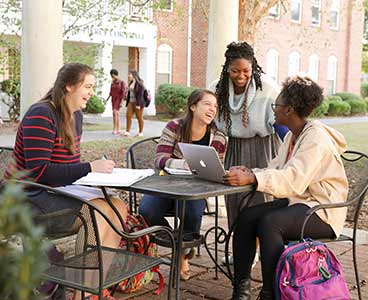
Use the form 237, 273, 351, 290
329, 122, 368, 153
80, 121, 368, 165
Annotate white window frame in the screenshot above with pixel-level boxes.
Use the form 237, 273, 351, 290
266, 49, 279, 83
330, 0, 340, 30
268, 1, 280, 19
327, 55, 337, 94
157, 44, 173, 84
311, 0, 321, 27
290, 0, 302, 23
288, 51, 301, 77
308, 54, 319, 82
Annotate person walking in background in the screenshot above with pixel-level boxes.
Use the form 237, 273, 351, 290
210, 41, 288, 230
105, 69, 126, 135
124, 70, 145, 137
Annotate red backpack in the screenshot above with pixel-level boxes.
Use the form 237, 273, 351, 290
116, 214, 164, 295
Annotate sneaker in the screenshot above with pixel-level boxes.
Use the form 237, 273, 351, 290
123, 131, 130, 137
136, 132, 143, 137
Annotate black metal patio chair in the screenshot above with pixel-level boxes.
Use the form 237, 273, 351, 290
15, 180, 176, 300
125, 136, 220, 256
299, 150, 368, 300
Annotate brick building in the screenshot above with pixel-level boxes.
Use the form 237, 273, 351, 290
0, 0, 364, 118
155, 0, 364, 95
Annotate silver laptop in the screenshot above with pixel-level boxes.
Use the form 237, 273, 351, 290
178, 143, 226, 183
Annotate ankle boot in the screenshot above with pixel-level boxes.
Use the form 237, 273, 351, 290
232, 278, 251, 300
257, 289, 273, 300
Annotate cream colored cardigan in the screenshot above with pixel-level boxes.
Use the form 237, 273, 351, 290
254, 120, 348, 238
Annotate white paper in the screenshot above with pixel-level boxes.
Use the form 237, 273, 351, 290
73, 168, 155, 187
55, 185, 106, 201
164, 167, 192, 175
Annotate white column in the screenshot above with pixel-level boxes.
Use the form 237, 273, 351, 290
96, 42, 113, 117
139, 44, 157, 116
206, 0, 238, 87
21, 0, 63, 117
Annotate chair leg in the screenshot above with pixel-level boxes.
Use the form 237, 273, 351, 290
352, 239, 362, 300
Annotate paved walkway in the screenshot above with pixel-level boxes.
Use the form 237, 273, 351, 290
112, 215, 367, 300
1, 115, 367, 147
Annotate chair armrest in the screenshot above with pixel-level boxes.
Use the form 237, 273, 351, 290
300, 200, 353, 241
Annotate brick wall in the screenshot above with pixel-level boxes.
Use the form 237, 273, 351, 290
154, 0, 364, 95
153, 0, 189, 87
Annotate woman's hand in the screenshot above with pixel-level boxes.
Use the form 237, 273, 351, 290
90, 159, 115, 173
223, 166, 256, 186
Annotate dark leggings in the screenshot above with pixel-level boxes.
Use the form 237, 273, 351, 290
233, 199, 335, 295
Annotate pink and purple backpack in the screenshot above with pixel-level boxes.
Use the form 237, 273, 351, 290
275, 239, 350, 300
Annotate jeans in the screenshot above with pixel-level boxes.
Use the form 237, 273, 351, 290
139, 194, 206, 235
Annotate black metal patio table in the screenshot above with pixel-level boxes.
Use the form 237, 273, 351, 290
101, 173, 254, 300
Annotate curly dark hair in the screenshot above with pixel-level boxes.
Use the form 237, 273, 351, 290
280, 76, 324, 118
215, 41, 264, 132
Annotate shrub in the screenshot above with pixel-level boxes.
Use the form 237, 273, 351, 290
345, 99, 367, 115
328, 99, 351, 116
361, 82, 368, 98
310, 98, 330, 118
84, 95, 105, 114
156, 84, 196, 116
0, 78, 20, 121
0, 183, 49, 300
333, 92, 362, 102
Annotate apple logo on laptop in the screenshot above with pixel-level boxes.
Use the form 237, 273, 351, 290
199, 160, 207, 168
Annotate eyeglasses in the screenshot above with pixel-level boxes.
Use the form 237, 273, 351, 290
271, 103, 287, 111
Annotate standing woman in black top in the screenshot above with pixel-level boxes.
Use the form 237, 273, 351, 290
5, 63, 127, 249
124, 70, 145, 137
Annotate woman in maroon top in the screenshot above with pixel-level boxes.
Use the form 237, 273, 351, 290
106, 69, 126, 135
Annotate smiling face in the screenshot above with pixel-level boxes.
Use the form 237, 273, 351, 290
228, 58, 253, 90
65, 73, 95, 112
190, 93, 218, 125
272, 93, 290, 126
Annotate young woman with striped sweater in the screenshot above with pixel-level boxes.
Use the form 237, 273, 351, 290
5, 63, 127, 253
139, 89, 227, 280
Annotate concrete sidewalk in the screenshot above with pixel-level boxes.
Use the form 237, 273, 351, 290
113, 215, 367, 300
1, 115, 367, 147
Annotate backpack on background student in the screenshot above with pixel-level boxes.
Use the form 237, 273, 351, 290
275, 238, 350, 300
142, 89, 151, 107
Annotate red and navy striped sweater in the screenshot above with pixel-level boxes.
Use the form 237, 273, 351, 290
4, 102, 91, 186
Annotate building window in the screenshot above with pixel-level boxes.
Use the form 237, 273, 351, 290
160, 0, 173, 11
308, 54, 319, 82
268, 1, 280, 19
291, 0, 302, 23
311, 0, 321, 26
266, 49, 279, 82
330, 0, 340, 30
327, 56, 337, 94
157, 44, 172, 86
288, 51, 300, 77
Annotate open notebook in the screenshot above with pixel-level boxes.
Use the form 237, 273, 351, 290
73, 168, 155, 187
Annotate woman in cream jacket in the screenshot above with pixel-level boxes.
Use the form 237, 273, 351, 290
224, 76, 348, 300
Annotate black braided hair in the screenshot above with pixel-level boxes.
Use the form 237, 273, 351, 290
215, 41, 264, 133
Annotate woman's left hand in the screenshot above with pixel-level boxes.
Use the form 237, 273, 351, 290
223, 167, 256, 186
